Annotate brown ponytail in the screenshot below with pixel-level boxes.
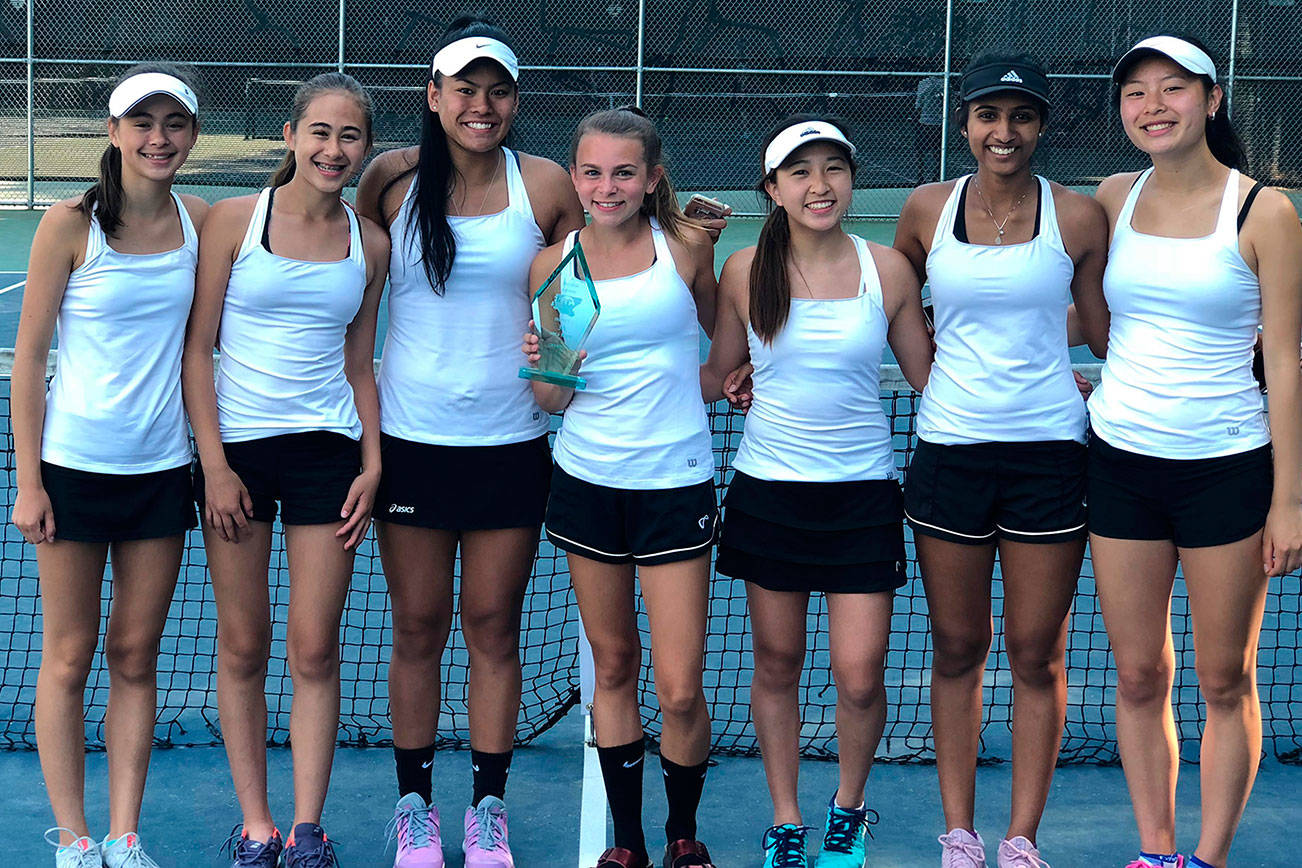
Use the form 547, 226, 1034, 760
748, 208, 793, 344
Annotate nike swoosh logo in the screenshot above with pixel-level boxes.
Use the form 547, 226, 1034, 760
471, 764, 480, 772
622, 757, 643, 768
421, 759, 434, 769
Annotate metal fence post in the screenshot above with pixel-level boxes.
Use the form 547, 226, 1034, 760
938, 0, 953, 181
634, 0, 646, 108
26, 0, 34, 208
1226, 0, 1239, 118
337, 0, 346, 72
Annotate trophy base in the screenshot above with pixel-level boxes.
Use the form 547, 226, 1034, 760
519, 367, 588, 391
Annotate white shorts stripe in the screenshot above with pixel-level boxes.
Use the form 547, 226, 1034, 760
904, 510, 998, 541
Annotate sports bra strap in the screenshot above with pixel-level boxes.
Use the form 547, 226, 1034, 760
1237, 181, 1266, 233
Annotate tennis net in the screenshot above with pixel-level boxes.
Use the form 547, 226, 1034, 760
2, 364, 1300, 764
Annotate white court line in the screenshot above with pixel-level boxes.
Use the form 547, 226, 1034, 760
0, 279, 25, 295
578, 629, 608, 867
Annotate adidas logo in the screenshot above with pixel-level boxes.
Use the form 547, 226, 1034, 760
1000, 69, 1024, 83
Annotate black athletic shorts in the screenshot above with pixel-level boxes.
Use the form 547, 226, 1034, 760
194, 431, 360, 526
1087, 431, 1272, 547
41, 461, 196, 543
544, 464, 718, 565
716, 473, 907, 594
374, 433, 551, 530
904, 438, 1088, 545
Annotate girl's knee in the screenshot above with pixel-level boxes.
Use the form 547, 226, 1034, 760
1196, 661, 1255, 711
219, 627, 272, 680
40, 636, 98, 688
591, 641, 641, 695
392, 609, 453, 662
1115, 658, 1173, 706
655, 679, 705, 720
931, 629, 992, 679
104, 633, 161, 685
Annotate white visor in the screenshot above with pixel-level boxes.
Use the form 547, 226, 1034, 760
109, 72, 198, 118
1112, 36, 1217, 83
763, 121, 857, 174
432, 36, 519, 82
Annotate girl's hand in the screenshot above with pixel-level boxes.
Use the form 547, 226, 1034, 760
1074, 370, 1094, 399
701, 205, 734, 244
1262, 501, 1302, 577
723, 361, 754, 412
205, 465, 254, 543
12, 486, 55, 544
522, 323, 542, 365
337, 467, 380, 551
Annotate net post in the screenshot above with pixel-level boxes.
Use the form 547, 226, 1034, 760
634, 0, 646, 108
337, 0, 346, 73
1227, 0, 1239, 118
577, 627, 607, 865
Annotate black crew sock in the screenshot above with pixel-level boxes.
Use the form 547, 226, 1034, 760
470, 748, 513, 804
596, 738, 648, 862
661, 754, 709, 842
394, 743, 436, 804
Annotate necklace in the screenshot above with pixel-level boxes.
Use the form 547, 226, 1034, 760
456, 149, 502, 216
973, 179, 1033, 245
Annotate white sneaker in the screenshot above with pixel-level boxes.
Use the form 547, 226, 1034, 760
100, 833, 160, 868
44, 828, 102, 868
997, 837, 1049, 868
939, 828, 987, 868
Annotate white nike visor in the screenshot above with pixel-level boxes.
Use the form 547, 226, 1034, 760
432, 36, 520, 82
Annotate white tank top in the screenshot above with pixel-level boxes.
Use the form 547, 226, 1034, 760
733, 235, 895, 482
215, 188, 366, 442
378, 149, 550, 445
42, 194, 197, 473
917, 175, 1085, 445
1089, 168, 1268, 458
552, 220, 713, 489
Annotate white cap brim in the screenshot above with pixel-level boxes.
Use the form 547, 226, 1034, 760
109, 72, 198, 118
432, 36, 519, 82
1112, 36, 1217, 83
763, 121, 856, 174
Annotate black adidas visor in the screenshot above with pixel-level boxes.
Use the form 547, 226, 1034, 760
960, 61, 1051, 106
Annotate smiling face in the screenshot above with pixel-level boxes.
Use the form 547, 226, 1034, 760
429, 59, 518, 154
764, 141, 853, 232
570, 131, 663, 227
1118, 55, 1221, 159
962, 93, 1043, 175
107, 93, 198, 182
283, 90, 370, 192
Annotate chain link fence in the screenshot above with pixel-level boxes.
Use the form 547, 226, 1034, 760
0, 0, 1298, 213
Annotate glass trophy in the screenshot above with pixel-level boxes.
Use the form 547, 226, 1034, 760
519, 240, 600, 390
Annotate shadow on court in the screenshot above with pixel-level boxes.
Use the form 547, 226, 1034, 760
4, 708, 1297, 866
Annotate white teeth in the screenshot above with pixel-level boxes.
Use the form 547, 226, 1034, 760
1146, 122, 1175, 131
990, 146, 1015, 155
466, 122, 493, 130
807, 201, 834, 211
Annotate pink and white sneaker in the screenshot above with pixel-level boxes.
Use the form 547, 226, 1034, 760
463, 796, 513, 867
389, 793, 444, 868
939, 828, 987, 868
997, 837, 1049, 868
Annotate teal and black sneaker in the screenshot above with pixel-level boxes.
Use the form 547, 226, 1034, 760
813, 795, 878, 867
762, 824, 814, 868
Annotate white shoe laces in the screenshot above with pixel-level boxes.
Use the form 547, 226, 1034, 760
103, 837, 161, 868
44, 828, 101, 868
939, 830, 987, 868
998, 840, 1050, 868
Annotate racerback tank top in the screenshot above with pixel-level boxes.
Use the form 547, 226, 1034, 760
552, 219, 713, 489
917, 174, 1085, 445
378, 149, 550, 445
1089, 167, 1268, 458
215, 187, 366, 442
733, 235, 895, 482
42, 193, 197, 473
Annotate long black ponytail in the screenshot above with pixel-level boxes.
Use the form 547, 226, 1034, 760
381, 14, 516, 293
79, 61, 199, 237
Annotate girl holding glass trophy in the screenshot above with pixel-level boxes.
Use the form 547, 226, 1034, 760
520, 106, 720, 868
